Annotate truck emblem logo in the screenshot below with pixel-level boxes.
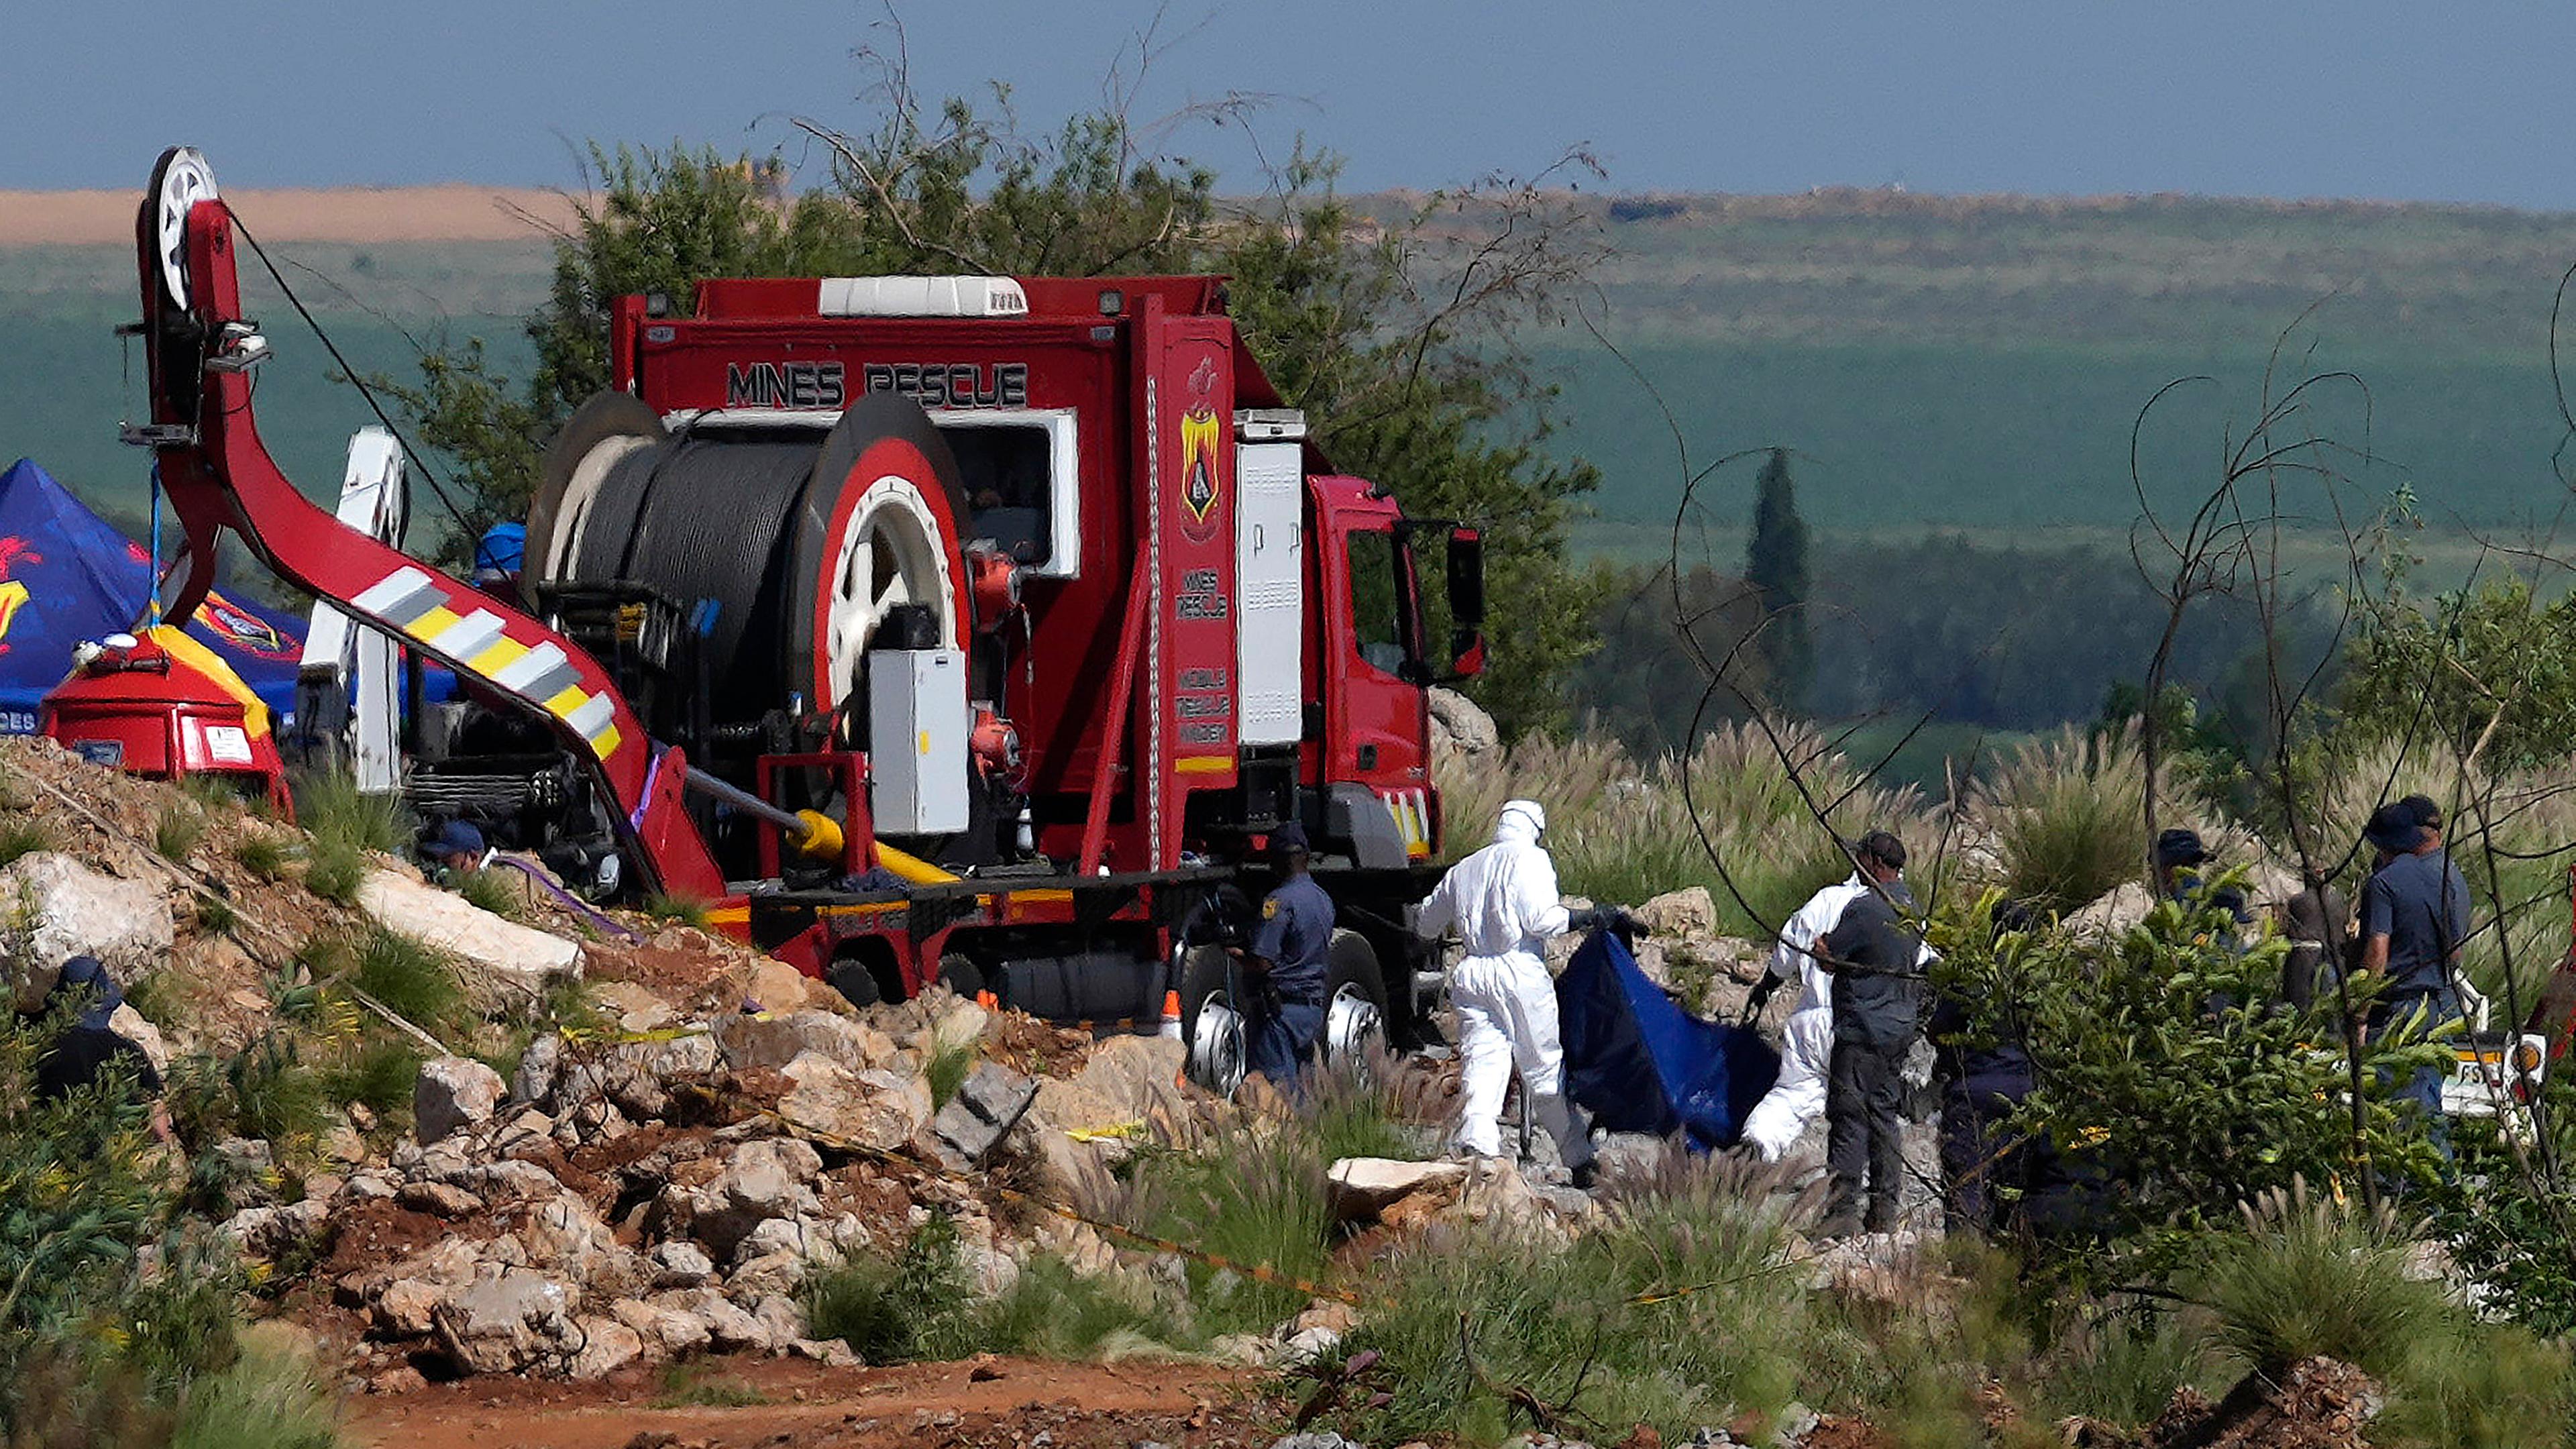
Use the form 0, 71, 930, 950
1178, 356, 1222, 543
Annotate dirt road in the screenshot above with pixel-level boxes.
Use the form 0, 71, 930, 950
345, 1355, 1271, 1449
0, 184, 580, 245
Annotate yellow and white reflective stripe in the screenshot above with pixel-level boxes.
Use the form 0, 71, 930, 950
1382, 788, 1432, 859
352, 566, 624, 759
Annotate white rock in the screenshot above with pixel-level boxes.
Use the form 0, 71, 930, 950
615, 1296, 711, 1356
651, 1240, 716, 1287
0, 853, 174, 1006
748, 1294, 806, 1350
433, 1268, 577, 1375
374, 1279, 445, 1338
415, 1057, 507, 1144
358, 868, 580, 1006
683, 1289, 775, 1352
219, 1199, 329, 1259
599, 1031, 721, 1119
2065, 881, 2155, 938
735, 1217, 814, 1264
521, 1192, 615, 1277
567, 1316, 645, 1379
727, 1250, 809, 1297
107, 1004, 171, 1077
1637, 886, 1718, 940
717, 1009, 880, 1073
1428, 686, 1499, 757
1326, 1157, 1470, 1220
776, 1054, 930, 1150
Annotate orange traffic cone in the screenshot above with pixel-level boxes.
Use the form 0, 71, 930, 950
1158, 989, 1183, 1040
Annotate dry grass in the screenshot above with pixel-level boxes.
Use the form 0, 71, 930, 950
1438, 720, 1943, 936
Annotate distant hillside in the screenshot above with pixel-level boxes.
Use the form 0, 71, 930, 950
9, 186, 2576, 550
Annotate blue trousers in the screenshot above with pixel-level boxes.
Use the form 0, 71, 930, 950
2373, 991, 2458, 1165
1245, 998, 1326, 1096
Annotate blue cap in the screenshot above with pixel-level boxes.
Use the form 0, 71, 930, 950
1271, 821, 1310, 852
426, 819, 486, 859
474, 523, 527, 575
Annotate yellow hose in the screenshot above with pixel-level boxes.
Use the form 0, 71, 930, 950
873, 841, 959, 884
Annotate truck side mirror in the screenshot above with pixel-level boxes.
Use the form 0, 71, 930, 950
1446, 527, 1485, 678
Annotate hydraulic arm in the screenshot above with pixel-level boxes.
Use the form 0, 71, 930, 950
125, 147, 727, 898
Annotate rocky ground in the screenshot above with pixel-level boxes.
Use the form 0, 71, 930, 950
0, 734, 2392, 1448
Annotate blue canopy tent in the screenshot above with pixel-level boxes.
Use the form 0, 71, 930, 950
0, 458, 307, 733
1558, 928, 1781, 1151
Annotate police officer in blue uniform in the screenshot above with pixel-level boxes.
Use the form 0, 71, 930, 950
1236, 821, 1336, 1095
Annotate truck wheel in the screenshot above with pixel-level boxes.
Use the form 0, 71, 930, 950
937, 957, 987, 1002
1179, 945, 1247, 1097
824, 959, 883, 1009
1324, 930, 1390, 1079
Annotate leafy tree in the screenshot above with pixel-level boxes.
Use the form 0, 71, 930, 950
1743, 448, 1811, 712
380, 83, 1599, 735
2341, 576, 2576, 774
1568, 560, 1765, 755
1933, 887, 2448, 1284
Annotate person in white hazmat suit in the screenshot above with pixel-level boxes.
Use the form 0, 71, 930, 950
1737, 831, 1927, 1161
1413, 799, 1614, 1188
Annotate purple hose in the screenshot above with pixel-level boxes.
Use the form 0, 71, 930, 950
492, 855, 644, 943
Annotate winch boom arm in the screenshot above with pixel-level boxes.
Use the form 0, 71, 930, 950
129, 150, 725, 899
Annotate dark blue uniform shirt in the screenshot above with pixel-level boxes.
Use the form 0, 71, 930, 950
1823, 883, 1923, 1049
2361, 850, 2470, 1001
1250, 873, 1335, 1003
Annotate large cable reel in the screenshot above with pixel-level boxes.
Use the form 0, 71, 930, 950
531, 391, 975, 755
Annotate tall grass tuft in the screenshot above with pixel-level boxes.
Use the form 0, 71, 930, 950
456, 867, 526, 921
168, 1343, 344, 1449
2196, 1180, 2444, 1380
294, 771, 408, 855
301, 840, 367, 906
1344, 1157, 1802, 1440
0, 817, 50, 869
231, 834, 285, 881
1984, 724, 2149, 911
154, 806, 205, 863
350, 928, 464, 1036
1437, 720, 1936, 936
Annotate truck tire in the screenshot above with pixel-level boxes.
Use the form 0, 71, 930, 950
1179, 945, 1248, 1096
1323, 930, 1390, 1079
937, 956, 987, 1002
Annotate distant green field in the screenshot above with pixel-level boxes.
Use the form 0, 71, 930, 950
0, 241, 548, 527
12, 191, 2576, 559
1541, 338, 2573, 537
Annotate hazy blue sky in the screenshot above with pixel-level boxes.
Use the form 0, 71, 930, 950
10, 1, 2576, 205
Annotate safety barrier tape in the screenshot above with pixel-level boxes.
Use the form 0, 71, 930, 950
557, 1023, 713, 1046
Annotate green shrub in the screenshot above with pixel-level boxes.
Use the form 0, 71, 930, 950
321, 1038, 422, 1121
2378, 1321, 2576, 1449
295, 772, 407, 855
649, 1362, 766, 1408
231, 835, 285, 881
1340, 1161, 1801, 1440
642, 891, 709, 926
351, 929, 463, 1035
0, 1010, 246, 1441
456, 867, 525, 920
2029, 1305, 2212, 1429
195, 895, 237, 936
925, 1035, 975, 1110
168, 1344, 344, 1449
1111, 1128, 1336, 1338
0, 816, 49, 868
800, 1217, 977, 1364
155, 806, 205, 862
301, 840, 367, 905
2195, 1182, 2445, 1381
969, 1254, 1188, 1358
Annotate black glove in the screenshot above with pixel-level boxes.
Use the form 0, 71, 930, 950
1742, 971, 1779, 1024
1569, 906, 1644, 945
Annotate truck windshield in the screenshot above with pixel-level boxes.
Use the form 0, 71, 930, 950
1346, 527, 1426, 678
